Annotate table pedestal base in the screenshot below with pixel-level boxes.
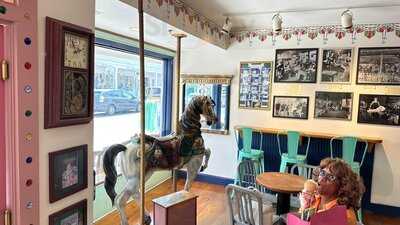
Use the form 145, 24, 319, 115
274, 193, 291, 225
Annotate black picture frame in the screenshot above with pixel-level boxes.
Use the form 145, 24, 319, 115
238, 61, 273, 110
314, 91, 353, 120
357, 94, 400, 126
49, 145, 88, 203
356, 47, 400, 85
49, 199, 87, 225
321, 48, 353, 83
273, 96, 309, 120
274, 48, 318, 83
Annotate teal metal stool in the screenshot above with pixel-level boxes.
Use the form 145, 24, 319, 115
329, 136, 368, 175
234, 127, 264, 184
276, 131, 310, 173
330, 136, 368, 223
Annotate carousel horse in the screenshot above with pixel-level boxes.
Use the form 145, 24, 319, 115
103, 95, 217, 225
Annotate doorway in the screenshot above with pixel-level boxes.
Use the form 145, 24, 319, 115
0, 24, 5, 225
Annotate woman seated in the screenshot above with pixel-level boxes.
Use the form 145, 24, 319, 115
307, 158, 365, 225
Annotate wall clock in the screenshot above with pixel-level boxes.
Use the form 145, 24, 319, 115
45, 17, 94, 128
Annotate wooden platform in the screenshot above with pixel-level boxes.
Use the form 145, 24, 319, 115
93, 179, 399, 225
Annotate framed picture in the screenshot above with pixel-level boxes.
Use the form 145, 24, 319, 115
358, 94, 400, 126
239, 61, 273, 110
49, 145, 88, 203
321, 48, 353, 83
274, 48, 318, 83
356, 47, 400, 85
314, 91, 353, 120
49, 199, 87, 225
45, 17, 94, 128
273, 96, 309, 119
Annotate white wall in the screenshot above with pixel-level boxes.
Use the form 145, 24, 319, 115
38, 1, 95, 224
181, 33, 400, 207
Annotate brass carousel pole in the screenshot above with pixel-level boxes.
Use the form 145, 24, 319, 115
138, 0, 146, 224
171, 32, 186, 192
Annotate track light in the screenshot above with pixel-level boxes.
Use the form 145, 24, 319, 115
272, 13, 283, 33
221, 17, 232, 34
341, 9, 353, 29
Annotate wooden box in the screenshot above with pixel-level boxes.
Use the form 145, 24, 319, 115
152, 190, 198, 225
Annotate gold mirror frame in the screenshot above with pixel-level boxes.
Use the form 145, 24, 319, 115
181, 74, 233, 135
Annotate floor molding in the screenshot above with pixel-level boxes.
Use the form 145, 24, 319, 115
176, 170, 234, 186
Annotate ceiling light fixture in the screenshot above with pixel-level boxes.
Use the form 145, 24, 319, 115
272, 13, 283, 33
341, 9, 353, 29
221, 17, 232, 34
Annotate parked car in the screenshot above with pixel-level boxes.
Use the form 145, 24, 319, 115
94, 89, 139, 115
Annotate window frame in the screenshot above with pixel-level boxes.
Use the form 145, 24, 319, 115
93, 38, 174, 186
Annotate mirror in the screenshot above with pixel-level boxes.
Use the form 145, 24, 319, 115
181, 74, 232, 135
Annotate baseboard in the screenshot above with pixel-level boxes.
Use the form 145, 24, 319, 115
176, 170, 234, 186
365, 203, 400, 217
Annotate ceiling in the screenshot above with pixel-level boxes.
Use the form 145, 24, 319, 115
96, 0, 400, 49
181, 0, 400, 30
95, 0, 208, 50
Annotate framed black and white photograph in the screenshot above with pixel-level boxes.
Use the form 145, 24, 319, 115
239, 61, 273, 110
321, 49, 352, 83
314, 91, 353, 120
49, 145, 88, 203
275, 48, 318, 83
49, 199, 87, 225
358, 94, 400, 126
273, 96, 309, 119
357, 47, 400, 85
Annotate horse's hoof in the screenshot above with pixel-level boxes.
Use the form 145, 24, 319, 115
144, 214, 152, 225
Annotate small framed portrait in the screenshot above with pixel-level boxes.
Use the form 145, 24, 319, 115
273, 96, 309, 120
356, 47, 400, 85
239, 61, 273, 110
314, 91, 353, 120
49, 199, 87, 225
358, 94, 400, 126
321, 48, 353, 83
49, 145, 88, 203
45, 17, 94, 128
274, 48, 318, 83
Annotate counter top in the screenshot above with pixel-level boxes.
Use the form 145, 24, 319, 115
234, 125, 383, 145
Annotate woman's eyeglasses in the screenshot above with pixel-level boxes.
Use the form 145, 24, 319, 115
318, 169, 336, 182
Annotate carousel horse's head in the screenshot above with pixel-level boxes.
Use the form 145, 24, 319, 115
191, 95, 218, 126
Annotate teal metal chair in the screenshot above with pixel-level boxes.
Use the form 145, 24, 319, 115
276, 131, 310, 173
234, 128, 265, 184
330, 136, 368, 223
329, 136, 368, 175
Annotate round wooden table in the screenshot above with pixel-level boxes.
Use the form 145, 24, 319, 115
256, 172, 306, 224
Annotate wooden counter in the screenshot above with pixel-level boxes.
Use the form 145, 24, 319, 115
234, 125, 383, 151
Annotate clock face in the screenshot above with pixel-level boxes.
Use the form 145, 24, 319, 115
64, 32, 89, 69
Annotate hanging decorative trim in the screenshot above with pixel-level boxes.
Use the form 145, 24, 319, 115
121, 0, 229, 49
231, 23, 399, 44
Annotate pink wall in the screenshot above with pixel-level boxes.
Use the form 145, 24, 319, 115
0, 24, 5, 217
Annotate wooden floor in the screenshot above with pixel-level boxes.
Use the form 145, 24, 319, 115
94, 179, 400, 225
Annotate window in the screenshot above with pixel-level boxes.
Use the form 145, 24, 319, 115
93, 41, 173, 185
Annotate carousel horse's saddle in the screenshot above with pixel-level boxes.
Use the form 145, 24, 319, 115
144, 134, 182, 170
143, 134, 204, 170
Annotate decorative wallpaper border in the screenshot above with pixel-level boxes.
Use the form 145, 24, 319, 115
231, 23, 400, 45
121, 0, 230, 49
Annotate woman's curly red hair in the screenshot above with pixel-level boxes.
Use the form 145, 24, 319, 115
319, 158, 365, 210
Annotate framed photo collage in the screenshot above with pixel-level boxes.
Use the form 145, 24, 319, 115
239, 47, 400, 126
